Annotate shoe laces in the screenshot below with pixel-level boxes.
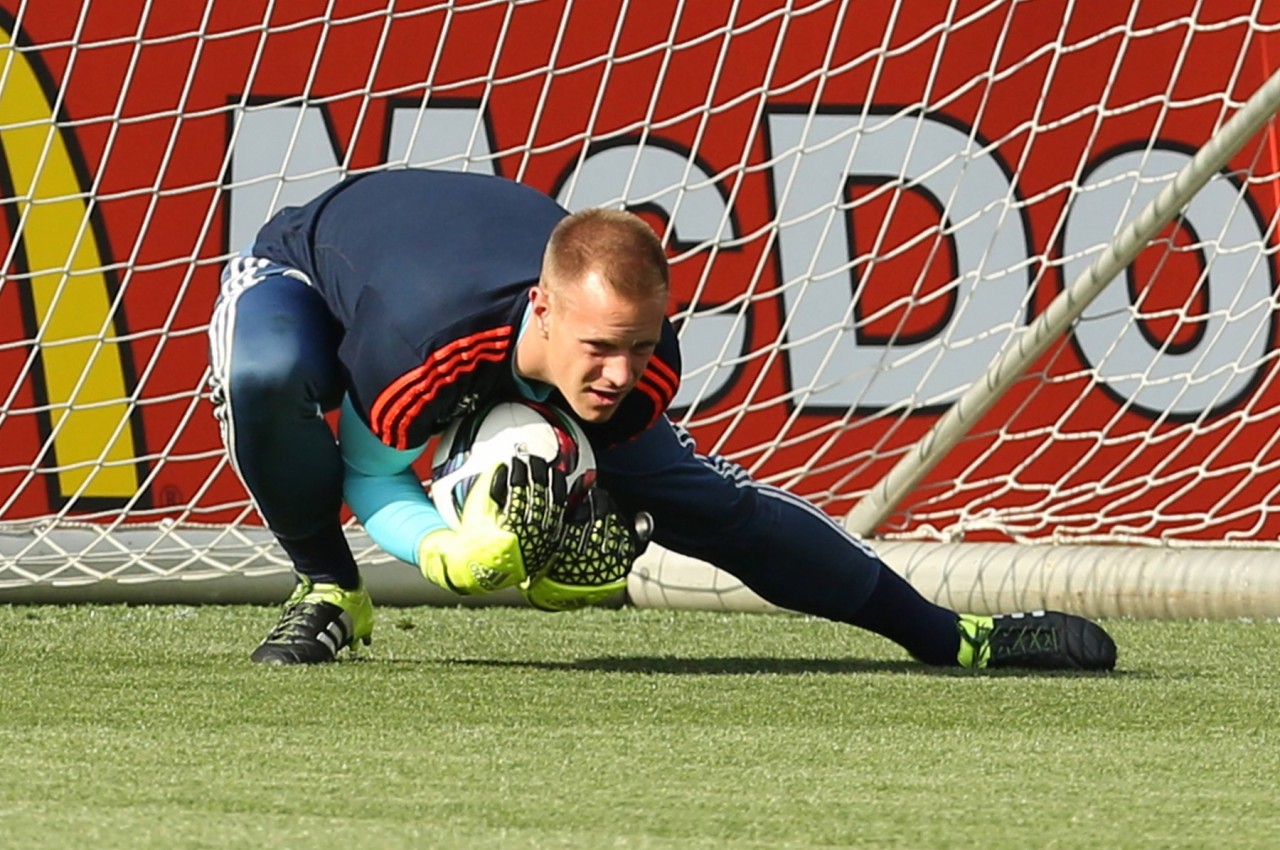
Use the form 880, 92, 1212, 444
993, 618, 1060, 657
262, 600, 330, 644
280, 575, 314, 611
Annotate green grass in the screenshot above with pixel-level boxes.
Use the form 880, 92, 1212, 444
1, 606, 1277, 849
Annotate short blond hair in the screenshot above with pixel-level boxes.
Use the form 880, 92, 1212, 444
541, 208, 668, 301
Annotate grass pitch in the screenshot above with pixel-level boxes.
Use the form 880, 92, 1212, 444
1, 605, 1277, 849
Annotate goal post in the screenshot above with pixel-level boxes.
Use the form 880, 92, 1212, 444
4, 1, 1280, 618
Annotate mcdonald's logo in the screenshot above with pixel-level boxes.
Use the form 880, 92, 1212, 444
1, 16, 145, 509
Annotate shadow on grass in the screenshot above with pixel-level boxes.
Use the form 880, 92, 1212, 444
367, 654, 1138, 678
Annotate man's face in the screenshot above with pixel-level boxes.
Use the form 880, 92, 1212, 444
531, 272, 666, 423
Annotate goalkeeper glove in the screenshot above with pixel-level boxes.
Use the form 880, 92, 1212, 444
522, 486, 653, 612
419, 454, 567, 595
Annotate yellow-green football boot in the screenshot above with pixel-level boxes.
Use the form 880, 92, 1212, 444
957, 610, 1116, 670
250, 576, 374, 665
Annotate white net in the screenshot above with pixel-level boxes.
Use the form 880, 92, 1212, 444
3, 0, 1280, 600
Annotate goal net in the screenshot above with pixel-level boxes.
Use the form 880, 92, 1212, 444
4, 0, 1280, 615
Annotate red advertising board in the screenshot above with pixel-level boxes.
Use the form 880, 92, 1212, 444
2, 0, 1279, 541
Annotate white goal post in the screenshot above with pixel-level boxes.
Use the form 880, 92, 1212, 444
4, 1, 1280, 618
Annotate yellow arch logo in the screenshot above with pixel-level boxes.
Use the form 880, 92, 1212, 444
1, 21, 142, 506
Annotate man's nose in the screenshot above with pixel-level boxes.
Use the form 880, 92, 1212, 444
601, 353, 632, 387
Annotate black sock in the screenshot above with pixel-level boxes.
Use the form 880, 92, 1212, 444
276, 522, 361, 589
848, 566, 961, 666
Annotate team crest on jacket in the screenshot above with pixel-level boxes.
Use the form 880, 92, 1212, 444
449, 392, 481, 421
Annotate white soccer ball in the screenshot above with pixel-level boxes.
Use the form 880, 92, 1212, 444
429, 400, 596, 529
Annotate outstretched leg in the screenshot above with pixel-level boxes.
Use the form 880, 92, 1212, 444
598, 418, 1115, 670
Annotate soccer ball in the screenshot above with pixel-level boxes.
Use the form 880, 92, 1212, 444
429, 400, 596, 528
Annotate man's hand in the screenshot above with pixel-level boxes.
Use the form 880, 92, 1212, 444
522, 487, 653, 611
419, 454, 567, 594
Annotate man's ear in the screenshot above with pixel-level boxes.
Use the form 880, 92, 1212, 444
529, 285, 552, 336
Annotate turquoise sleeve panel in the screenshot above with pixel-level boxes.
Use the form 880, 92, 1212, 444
343, 465, 448, 565
339, 395, 426, 476
339, 396, 446, 565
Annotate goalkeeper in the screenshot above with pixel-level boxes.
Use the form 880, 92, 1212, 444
208, 169, 1116, 671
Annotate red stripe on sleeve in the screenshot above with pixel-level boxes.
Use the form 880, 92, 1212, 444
370, 327, 512, 447
645, 355, 680, 393
634, 354, 679, 417
387, 342, 509, 448
633, 381, 667, 430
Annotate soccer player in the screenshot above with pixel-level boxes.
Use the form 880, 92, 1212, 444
208, 168, 1116, 670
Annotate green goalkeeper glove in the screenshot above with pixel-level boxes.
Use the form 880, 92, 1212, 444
419, 454, 567, 595
522, 487, 653, 612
